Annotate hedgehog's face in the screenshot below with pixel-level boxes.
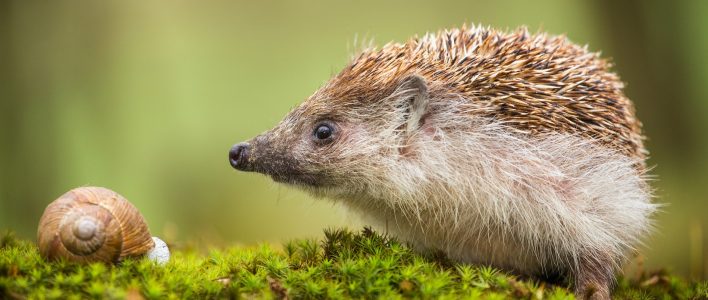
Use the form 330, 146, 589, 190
228, 106, 368, 189
229, 75, 432, 198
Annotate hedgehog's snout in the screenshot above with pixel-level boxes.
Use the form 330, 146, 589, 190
229, 142, 252, 171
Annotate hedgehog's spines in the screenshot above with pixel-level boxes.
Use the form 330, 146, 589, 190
321, 26, 646, 160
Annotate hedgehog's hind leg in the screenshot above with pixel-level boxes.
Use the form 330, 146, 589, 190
574, 253, 615, 300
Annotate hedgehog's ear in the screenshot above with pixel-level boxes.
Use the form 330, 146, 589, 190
393, 75, 429, 134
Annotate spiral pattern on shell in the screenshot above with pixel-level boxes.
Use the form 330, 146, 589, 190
37, 187, 155, 263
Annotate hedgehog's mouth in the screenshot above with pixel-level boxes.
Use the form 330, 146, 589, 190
268, 171, 322, 187
236, 157, 323, 187
249, 153, 324, 187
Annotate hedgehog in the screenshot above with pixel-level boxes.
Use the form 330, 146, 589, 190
228, 25, 657, 299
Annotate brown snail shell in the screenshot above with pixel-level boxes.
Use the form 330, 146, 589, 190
37, 187, 155, 263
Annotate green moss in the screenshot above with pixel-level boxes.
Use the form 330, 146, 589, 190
1, 228, 706, 299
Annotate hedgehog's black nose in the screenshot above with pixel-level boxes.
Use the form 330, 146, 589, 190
229, 143, 250, 170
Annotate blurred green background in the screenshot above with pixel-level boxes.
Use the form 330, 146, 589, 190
1, 1, 706, 279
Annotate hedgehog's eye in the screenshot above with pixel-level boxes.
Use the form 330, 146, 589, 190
313, 123, 334, 142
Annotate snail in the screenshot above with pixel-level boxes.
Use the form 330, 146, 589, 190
37, 186, 170, 264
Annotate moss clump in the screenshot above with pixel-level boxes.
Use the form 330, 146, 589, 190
1, 228, 706, 299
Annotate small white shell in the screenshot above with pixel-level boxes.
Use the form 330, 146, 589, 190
146, 236, 170, 265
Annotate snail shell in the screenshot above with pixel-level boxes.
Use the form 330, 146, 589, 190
37, 187, 155, 263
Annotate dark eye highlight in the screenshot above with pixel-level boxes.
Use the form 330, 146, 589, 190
313, 122, 335, 143
314, 124, 333, 140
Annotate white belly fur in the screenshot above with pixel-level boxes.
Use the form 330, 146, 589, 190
342, 126, 656, 276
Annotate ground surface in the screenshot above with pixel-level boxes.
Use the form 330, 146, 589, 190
0, 228, 706, 299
